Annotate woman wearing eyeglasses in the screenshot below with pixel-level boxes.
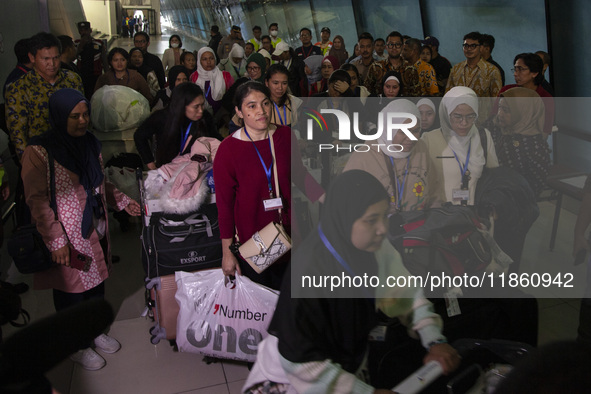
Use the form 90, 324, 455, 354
422, 86, 498, 206
494, 53, 554, 138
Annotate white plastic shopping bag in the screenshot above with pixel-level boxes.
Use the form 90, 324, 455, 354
175, 269, 279, 362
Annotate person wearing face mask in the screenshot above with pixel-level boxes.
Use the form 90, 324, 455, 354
161, 35, 185, 77
268, 23, 283, 48
190, 47, 234, 115
218, 43, 246, 81
344, 100, 438, 213
422, 86, 499, 206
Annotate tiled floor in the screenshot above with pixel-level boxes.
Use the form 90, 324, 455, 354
0, 32, 586, 393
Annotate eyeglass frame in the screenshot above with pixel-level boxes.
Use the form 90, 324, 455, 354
462, 43, 480, 49
450, 113, 478, 123
386, 42, 403, 48
511, 66, 530, 73
246, 65, 261, 72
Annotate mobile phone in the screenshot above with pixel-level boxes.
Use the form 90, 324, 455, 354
70, 248, 91, 271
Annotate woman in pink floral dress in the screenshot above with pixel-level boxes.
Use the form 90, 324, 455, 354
21, 88, 140, 371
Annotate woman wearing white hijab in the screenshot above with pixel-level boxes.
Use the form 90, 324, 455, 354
218, 43, 246, 81
422, 86, 498, 206
190, 47, 234, 114
344, 99, 438, 213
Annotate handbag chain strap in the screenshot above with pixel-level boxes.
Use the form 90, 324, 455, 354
268, 129, 283, 225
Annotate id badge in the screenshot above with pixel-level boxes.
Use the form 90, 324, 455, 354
443, 291, 462, 317
452, 188, 470, 203
263, 197, 283, 211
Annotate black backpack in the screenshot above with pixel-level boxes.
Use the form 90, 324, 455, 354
388, 204, 492, 294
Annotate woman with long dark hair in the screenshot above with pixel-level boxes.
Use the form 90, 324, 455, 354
133, 69, 195, 169
213, 81, 323, 289
264, 64, 302, 128
155, 83, 221, 167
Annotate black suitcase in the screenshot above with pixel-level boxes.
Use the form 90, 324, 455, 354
141, 203, 222, 278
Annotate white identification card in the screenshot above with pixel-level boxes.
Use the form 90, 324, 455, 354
263, 197, 283, 211
444, 291, 462, 317
452, 188, 470, 202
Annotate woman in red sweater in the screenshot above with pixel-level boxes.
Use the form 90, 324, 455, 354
213, 81, 324, 289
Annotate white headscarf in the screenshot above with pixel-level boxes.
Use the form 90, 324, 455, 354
196, 47, 226, 101
228, 44, 245, 67
416, 98, 436, 113
376, 99, 421, 158
439, 86, 486, 179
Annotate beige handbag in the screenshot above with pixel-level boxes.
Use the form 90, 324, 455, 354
238, 132, 292, 273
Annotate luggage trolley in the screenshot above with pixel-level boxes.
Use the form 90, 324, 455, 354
137, 169, 222, 345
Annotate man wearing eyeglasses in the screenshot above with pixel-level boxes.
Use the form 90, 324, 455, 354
445, 32, 502, 98
422, 36, 451, 91
295, 28, 322, 59
365, 31, 406, 96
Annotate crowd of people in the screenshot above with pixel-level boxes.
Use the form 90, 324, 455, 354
3, 18, 590, 393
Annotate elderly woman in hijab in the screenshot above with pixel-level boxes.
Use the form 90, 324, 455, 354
190, 47, 234, 114
218, 43, 246, 81
421, 86, 499, 206
344, 99, 438, 213
21, 88, 140, 371
243, 170, 459, 393
493, 87, 550, 197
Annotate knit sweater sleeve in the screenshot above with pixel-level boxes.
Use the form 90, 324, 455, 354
213, 138, 238, 239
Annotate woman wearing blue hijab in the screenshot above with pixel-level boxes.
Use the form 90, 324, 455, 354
21, 88, 141, 371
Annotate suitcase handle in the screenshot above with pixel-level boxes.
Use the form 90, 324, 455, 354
158, 214, 213, 242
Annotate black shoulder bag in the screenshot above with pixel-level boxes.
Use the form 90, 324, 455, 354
7, 151, 57, 274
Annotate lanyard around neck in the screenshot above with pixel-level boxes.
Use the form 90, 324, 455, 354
450, 143, 471, 180
273, 102, 287, 126
243, 126, 274, 197
318, 223, 374, 299
180, 121, 193, 154
389, 156, 410, 211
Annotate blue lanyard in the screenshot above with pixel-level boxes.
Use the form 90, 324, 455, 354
451, 143, 471, 179
318, 224, 356, 277
273, 102, 287, 126
318, 224, 374, 299
180, 122, 193, 153
389, 156, 410, 211
233, 65, 241, 77
205, 84, 212, 99
243, 127, 274, 197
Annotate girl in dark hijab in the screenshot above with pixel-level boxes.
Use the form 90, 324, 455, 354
243, 171, 460, 392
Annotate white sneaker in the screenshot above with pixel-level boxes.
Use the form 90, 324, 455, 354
70, 348, 106, 371
94, 333, 121, 354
